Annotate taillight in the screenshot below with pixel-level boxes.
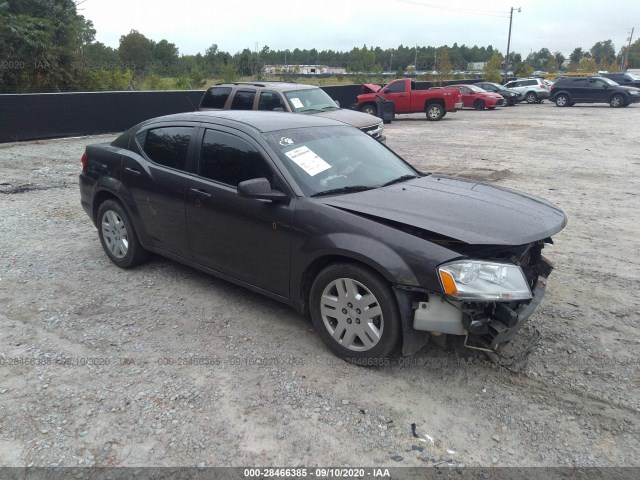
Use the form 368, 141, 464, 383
540, 84, 547, 89
81, 152, 87, 172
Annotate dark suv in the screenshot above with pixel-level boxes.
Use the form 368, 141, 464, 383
549, 76, 640, 108
199, 82, 385, 141
600, 72, 640, 89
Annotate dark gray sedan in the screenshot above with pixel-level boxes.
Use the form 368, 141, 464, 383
79, 111, 566, 363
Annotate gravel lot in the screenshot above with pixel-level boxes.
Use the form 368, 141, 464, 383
0, 102, 639, 468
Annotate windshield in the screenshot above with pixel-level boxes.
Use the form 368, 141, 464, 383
263, 126, 420, 197
283, 88, 338, 113
629, 74, 640, 81
468, 85, 487, 93
488, 83, 507, 91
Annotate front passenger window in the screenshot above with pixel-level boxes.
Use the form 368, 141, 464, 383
199, 130, 273, 187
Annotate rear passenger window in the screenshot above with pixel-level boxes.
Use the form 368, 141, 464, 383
199, 130, 273, 187
230, 90, 256, 110
258, 91, 286, 111
200, 87, 232, 109
138, 126, 194, 171
572, 79, 587, 87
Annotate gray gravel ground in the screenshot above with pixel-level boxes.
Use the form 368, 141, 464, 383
0, 101, 639, 468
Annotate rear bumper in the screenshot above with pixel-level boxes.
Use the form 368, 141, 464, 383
79, 173, 96, 224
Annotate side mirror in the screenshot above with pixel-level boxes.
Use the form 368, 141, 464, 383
273, 107, 285, 112
383, 89, 389, 94
237, 177, 287, 202
333, 100, 340, 107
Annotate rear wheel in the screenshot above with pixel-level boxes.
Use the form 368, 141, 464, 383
525, 92, 537, 103
360, 103, 377, 116
555, 94, 569, 107
474, 99, 485, 110
309, 263, 401, 363
97, 199, 149, 268
610, 94, 625, 108
425, 103, 444, 121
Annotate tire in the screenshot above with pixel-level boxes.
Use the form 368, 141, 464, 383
474, 99, 485, 110
425, 103, 444, 121
360, 103, 377, 116
555, 94, 569, 107
309, 263, 401, 363
97, 199, 149, 268
610, 94, 625, 108
525, 92, 537, 103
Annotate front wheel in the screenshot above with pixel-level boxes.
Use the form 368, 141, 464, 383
555, 94, 569, 107
525, 92, 537, 103
425, 103, 444, 121
97, 199, 149, 268
474, 99, 485, 110
360, 103, 377, 116
610, 94, 625, 108
309, 263, 401, 363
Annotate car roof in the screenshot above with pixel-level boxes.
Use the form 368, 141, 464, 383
139, 110, 347, 133
208, 82, 316, 91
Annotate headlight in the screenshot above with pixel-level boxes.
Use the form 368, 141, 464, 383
438, 260, 532, 301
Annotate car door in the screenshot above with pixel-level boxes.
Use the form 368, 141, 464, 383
569, 78, 589, 101
589, 78, 610, 102
458, 86, 475, 107
380, 81, 410, 113
185, 126, 294, 297
123, 123, 197, 259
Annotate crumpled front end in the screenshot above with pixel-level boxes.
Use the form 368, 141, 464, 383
409, 240, 555, 352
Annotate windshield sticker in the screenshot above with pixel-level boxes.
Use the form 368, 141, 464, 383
279, 137, 294, 146
290, 97, 304, 109
285, 146, 331, 177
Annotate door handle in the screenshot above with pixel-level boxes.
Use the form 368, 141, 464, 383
190, 188, 212, 199
125, 167, 141, 176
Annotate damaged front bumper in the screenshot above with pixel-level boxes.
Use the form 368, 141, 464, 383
410, 256, 553, 351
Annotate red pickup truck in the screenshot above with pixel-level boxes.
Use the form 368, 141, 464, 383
357, 78, 463, 121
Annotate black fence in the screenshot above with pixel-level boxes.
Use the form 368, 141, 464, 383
0, 85, 369, 144
0, 81, 479, 144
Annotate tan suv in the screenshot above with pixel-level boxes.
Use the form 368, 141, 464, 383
198, 82, 385, 141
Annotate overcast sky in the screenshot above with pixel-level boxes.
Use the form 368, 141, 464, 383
80, 0, 637, 58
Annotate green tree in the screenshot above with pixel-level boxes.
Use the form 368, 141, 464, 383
434, 46, 452, 85
515, 63, 533, 78
0, 0, 95, 91
482, 53, 502, 82
590, 40, 616, 65
622, 38, 640, 68
152, 39, 179, 71
118, 30, 154, 73
579, 57, 596, 73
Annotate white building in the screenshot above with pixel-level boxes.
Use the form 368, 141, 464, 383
263, 65, 347, 75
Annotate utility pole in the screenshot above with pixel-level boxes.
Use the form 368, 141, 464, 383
505, 7, 521, 82
621, 28, 635, 71
414, 44, 418, 71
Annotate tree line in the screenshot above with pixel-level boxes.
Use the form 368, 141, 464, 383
1, 0, 639, 93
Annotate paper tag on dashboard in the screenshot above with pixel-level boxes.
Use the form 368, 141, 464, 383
290, 98, 304, 109
285, 146, 331, 176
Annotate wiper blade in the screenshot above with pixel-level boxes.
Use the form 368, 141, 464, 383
320, 105, 339, 110
381, 174, 420, 187
311, 185, 375, 197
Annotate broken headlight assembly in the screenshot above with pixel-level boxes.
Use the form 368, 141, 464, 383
438, 260, 532, 302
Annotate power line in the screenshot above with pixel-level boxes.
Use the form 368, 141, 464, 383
394, 0, 509, 19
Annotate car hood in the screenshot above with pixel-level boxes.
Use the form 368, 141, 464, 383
311, 108, 381, 128
361, 83, 382, 94
618, 85, 640, 93
319, 175, 567, 245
